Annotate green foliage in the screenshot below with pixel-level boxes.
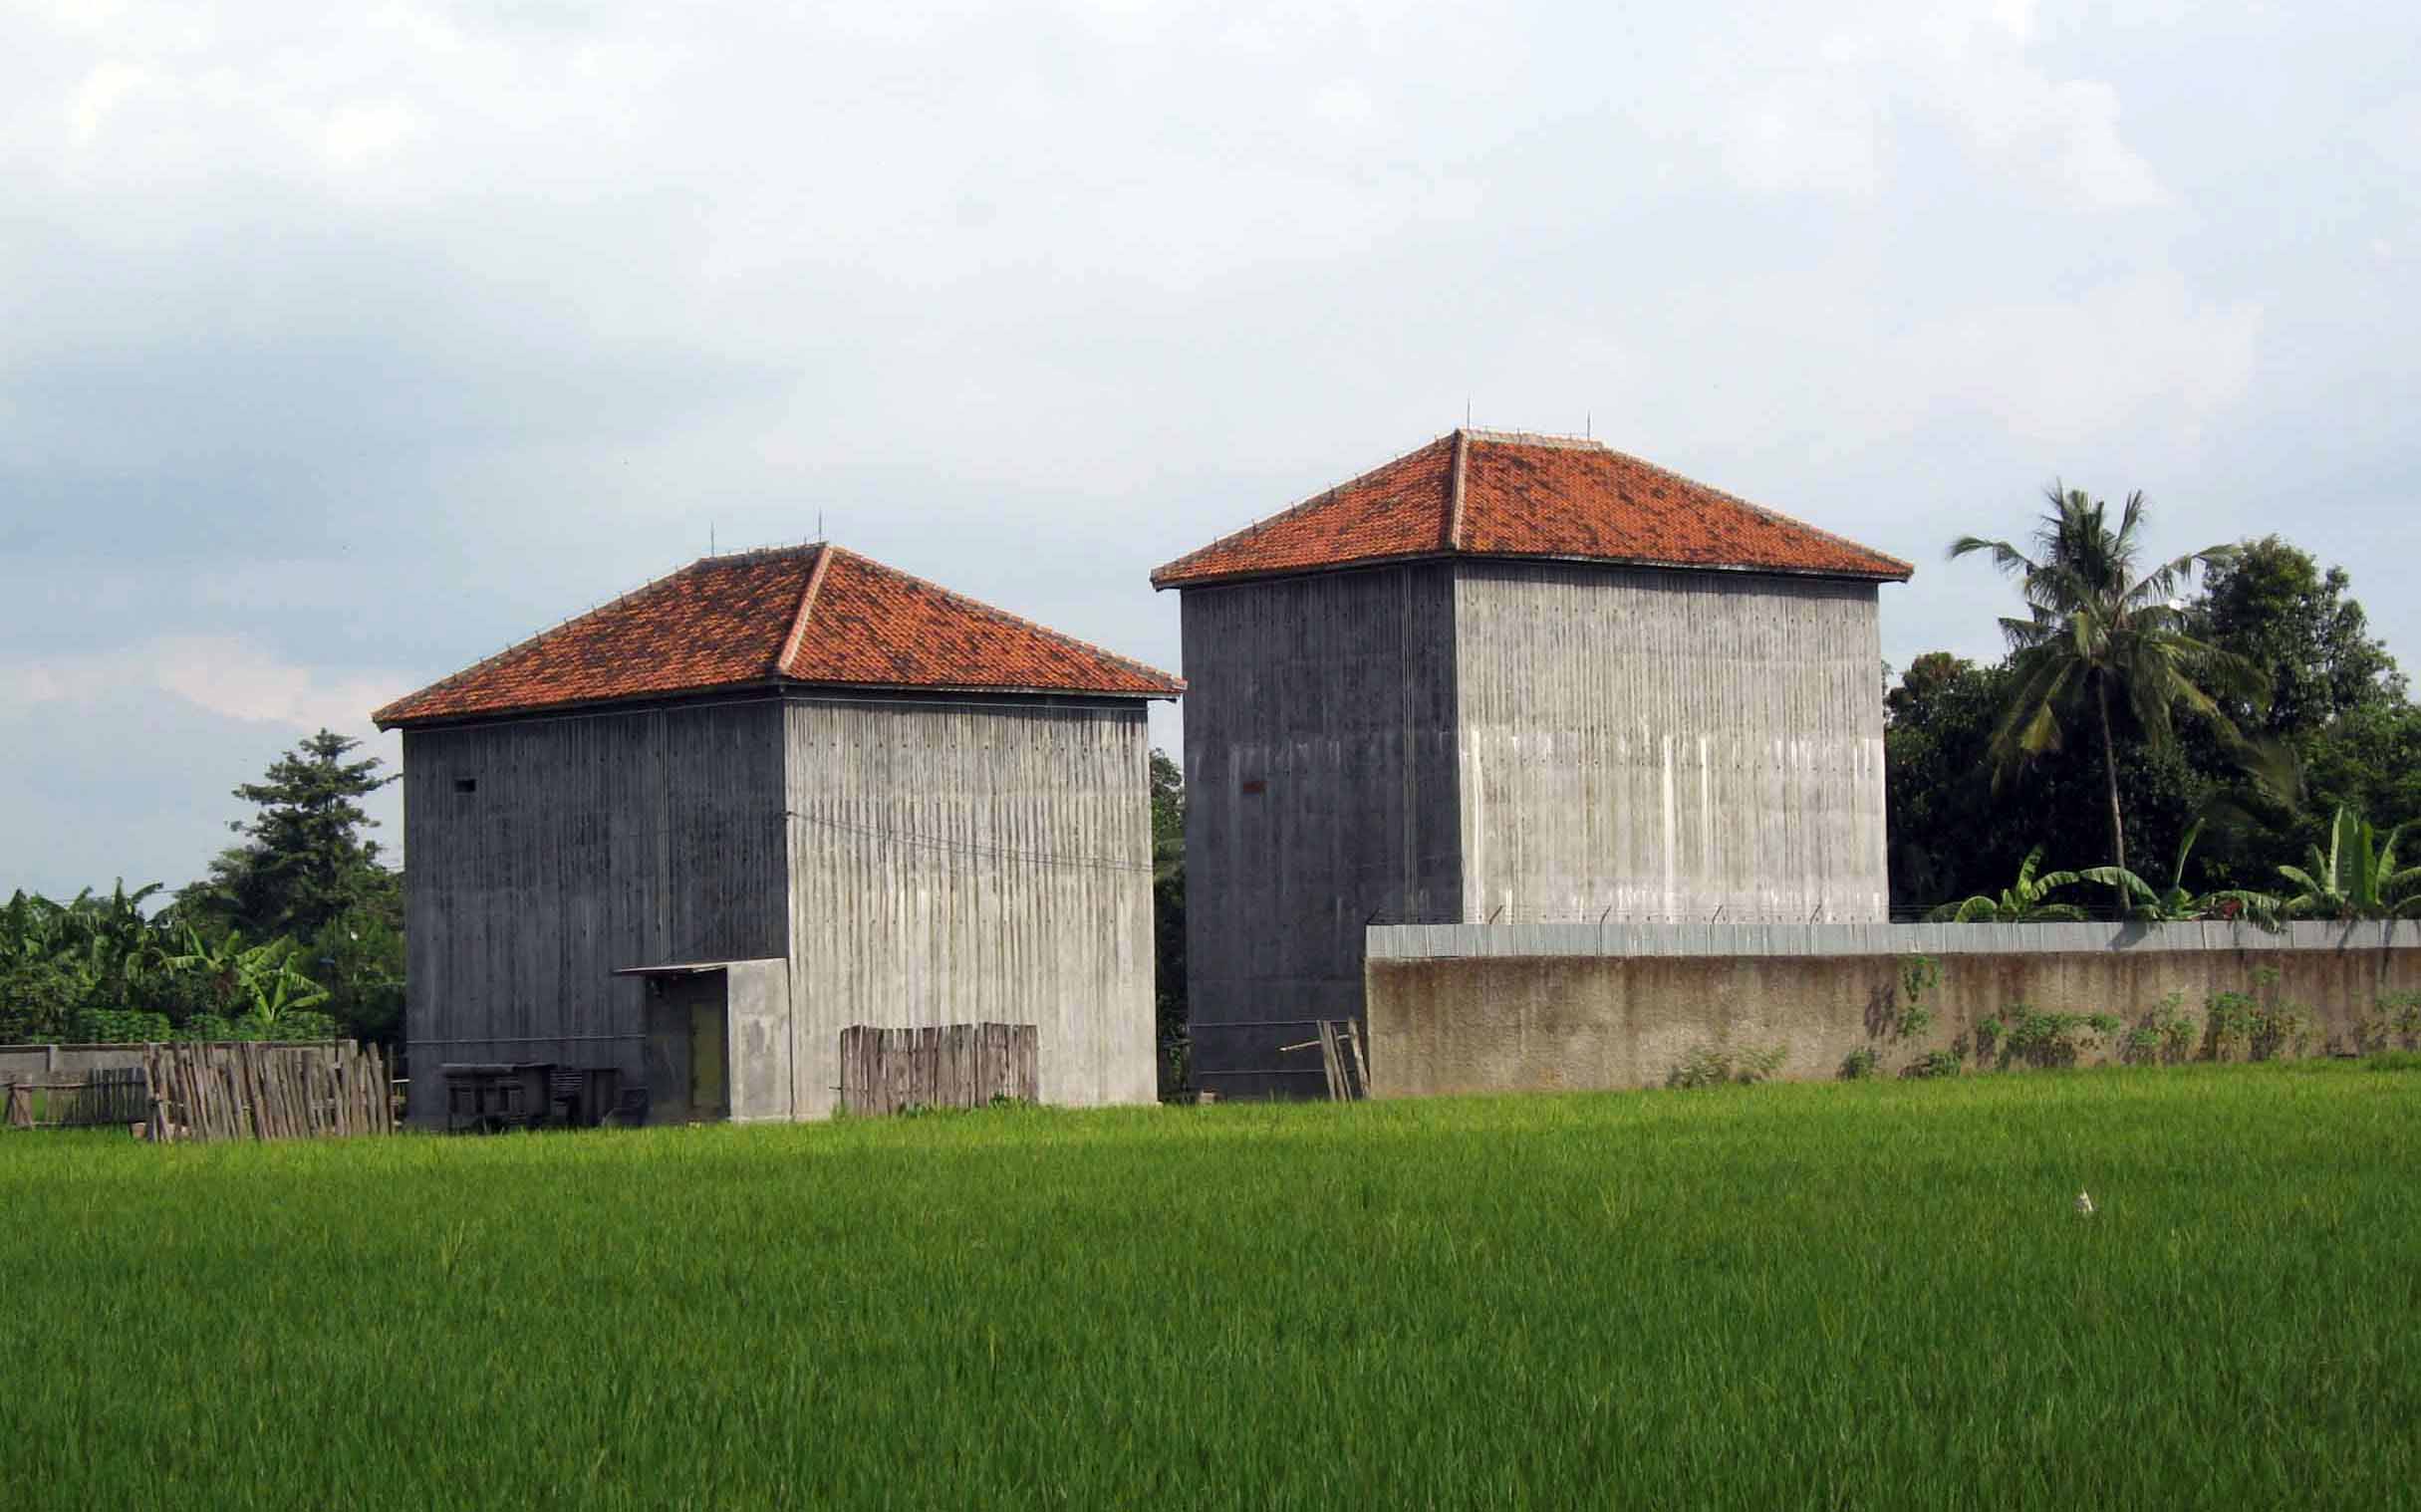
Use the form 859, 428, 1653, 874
1900, 1049, 1963, 1080
2275, 805, 2421, 920
2120, 994, 2199, 1067
1148, 749, 1187, 1091
1925, 848, 2092, 922
1892, 531, 2417, 916
1837, 1046, 1880, 1081
1950, 485, 2264, 879
1667, 1039, 1787, 1088
179, 729, 398, 942
1989, 1004, 2119, 1069
2075, 819, 2282, 927
67, 1007, 172, 1043
1894, 954, 1939, 1042
2359, 993, 2421, 1053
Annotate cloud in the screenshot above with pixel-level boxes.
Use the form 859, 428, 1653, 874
7, 635, 407, 735
1667, 1, 2167, 207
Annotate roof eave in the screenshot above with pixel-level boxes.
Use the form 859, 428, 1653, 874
1154, 549, 1913, 591
376, 672, 1183, 731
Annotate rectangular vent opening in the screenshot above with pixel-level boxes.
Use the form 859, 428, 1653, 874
453, 777, 478, 795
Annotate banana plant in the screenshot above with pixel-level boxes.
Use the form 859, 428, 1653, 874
2074, 819, 2282, 928
1925, 847, 2092, 922
2277, 806, 2421, 920
238, 939, 332, 1029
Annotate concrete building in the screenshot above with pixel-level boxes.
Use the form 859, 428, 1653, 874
375, 543, 1181, 1125
1151, 429, 1911, 1096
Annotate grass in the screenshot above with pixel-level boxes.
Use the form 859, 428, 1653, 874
3, 1062, 2417, 1509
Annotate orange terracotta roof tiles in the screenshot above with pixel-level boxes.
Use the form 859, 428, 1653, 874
375, 545, 1180, 728
1151, 429, 1913, 588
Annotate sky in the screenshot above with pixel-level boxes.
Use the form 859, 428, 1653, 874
3, 0, 2416, 898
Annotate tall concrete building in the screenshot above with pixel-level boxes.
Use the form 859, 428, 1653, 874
376, 543, 1181, 1124
1152, 429, 1912, 1096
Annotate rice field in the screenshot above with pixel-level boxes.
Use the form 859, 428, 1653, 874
3, 1061, 2416, 1510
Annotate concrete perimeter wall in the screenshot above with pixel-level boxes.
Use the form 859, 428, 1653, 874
1366, 920, 2421, 1097
1, 1044, 151, 1082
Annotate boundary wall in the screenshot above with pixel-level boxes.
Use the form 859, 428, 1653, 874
1365, 920, 2421, 1097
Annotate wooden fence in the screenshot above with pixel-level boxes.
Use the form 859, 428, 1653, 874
840, 1023, 1038, 1116
3, 1067, 148, 1130
140, 1041, 397, 1142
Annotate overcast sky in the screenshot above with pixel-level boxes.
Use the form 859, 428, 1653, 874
3, 0, 2416, 898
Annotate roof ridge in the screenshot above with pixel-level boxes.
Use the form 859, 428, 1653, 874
370, 560, 702, 726
772, 542, 833, 677
1462, 427, 1604, 450
1447, 429, 1469, 550
815, 548, 1183, 693
1150, 432, 1459, 589
1581, 442, 1915, 579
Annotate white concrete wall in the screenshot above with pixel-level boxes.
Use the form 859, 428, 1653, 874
781, 694, 1156, 1118
1453, 563, 1887, 925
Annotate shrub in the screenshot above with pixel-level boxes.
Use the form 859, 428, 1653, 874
1900, 1049, 1962, 1080
1667, 1040, 1787, 1089
1894, 955, 1941, 1045
1838, 1047, 1880, 1081
2248, 1001, 2314, 1062
1997, 1006, 2116, 1070
2121, 993, 2197, 1067
2204, 991, 2259, 1062
2361, 992, 2421, 1053
67, 1007, 172, 1044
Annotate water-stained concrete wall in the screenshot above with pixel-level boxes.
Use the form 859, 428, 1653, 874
1179, 565, 1465, 1098
1365, 921, 2421, 1097
781, 693, 1156, 1119
1453, 563, 1886, 926
401, 697, 789, 1124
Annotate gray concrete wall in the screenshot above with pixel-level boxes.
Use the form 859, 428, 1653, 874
0, 1044, 151, 1082
1365, 921, 2421, 1098
781, 694, 1156, 1119
1178, 566, 1465, 1096
725, 959, 792, 1123
401, 697, 790, 1124
1453, 563, 1887, 926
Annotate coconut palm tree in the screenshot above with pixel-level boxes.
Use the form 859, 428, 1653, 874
1951, 485, 2266, 878
2276, 806, 2421, 920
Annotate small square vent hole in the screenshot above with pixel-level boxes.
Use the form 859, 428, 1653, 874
454, 777, 478, 795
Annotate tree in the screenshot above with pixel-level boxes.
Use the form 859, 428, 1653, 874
181, 730, 398, 943
1149, 749, 1186, 1087
2197, 536, 2404, 737
1951, 485, 2265, 878
1885, 654, 2205, 911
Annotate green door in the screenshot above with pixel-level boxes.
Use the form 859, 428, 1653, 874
689, 1000, 728, 1120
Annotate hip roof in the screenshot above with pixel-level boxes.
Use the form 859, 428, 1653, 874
375, 544, 1182, 729
1151, 429, 1914, 589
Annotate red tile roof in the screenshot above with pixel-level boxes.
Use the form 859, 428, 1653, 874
1151, 429, 1913, 588
375, 545, 1181, 728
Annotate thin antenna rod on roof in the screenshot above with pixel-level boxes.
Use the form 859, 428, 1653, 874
818, 510, 825, 544
1465, 396, 1472, 428
711, 523, 716, 556
1586, 410, 1591, 439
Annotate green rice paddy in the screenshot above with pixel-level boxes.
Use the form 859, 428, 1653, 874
4, 1062, 2416, 1509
